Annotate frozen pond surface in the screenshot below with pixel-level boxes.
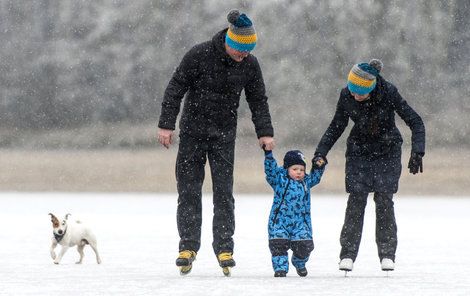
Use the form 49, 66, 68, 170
0, 193, 469, 295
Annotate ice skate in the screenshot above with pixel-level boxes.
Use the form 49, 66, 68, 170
176, 250, 197, 275
217, 252, 236, 277
381, 258, 395, 273
339, 258, 353, 276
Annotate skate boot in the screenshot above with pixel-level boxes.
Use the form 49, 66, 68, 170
339, 258, 353, 276
217, 252, 236, 277
274, 270, 287, 277
381, 258, 395, 271
175, 250, 197, 275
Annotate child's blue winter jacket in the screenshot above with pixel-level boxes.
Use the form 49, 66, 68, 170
264, 151, 325, 240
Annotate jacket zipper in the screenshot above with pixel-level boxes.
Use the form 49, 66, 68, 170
272, 179, 291, 224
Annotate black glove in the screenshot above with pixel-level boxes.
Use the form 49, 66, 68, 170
408, 152, 424, 174
311, 154, 327, 171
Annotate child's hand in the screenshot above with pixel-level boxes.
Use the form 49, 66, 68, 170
259, 137, 275, 151
262, 144, 273, 156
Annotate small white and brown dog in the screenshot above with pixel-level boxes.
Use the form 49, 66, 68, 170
49, 213, 102, 264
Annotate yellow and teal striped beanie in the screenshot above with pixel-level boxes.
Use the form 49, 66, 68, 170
225, 10, 257, 52
347, 59, 383, 95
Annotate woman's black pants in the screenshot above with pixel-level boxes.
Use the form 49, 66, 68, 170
339, 192, 398, 262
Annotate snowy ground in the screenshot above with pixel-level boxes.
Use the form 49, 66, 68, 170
1, 193, 469, 296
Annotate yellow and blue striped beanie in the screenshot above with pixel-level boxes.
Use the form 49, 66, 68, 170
347, 59, 383, 95
225, 10, 257, 52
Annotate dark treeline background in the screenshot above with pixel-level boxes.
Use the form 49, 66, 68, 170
0, 0, 469, 149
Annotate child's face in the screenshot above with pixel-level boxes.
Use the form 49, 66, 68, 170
288, 165, 306, 181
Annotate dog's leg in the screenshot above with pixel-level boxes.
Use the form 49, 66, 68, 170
76, 244, 85, 264
88, 240, 102, 264
50, 239, 57, 260
54, 246, 69, 264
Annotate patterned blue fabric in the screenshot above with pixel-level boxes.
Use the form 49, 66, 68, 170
264, 152, 325, 240
272, 255, 289, 272
291, 255, 308, 269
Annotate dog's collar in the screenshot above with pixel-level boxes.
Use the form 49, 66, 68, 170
54, 227, 67, 243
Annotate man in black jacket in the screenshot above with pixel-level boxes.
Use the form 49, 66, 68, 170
314, 59, 425, 273
157, 10, 274, 275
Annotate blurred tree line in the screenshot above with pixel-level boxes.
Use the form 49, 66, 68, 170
0, 0, 468, 148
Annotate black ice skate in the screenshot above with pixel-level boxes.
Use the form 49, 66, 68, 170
176, 250, 197, 275
217, 252, 236, 277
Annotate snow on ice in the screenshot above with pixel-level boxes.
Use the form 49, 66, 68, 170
0, 193, 469, 296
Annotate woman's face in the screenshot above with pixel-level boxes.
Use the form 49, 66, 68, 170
351, 92, 370, 102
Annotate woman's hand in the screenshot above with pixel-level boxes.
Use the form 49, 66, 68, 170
408, 152, 424, 174
312, 154, 327, 170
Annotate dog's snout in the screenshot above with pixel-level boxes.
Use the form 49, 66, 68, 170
58, 229, 63, 234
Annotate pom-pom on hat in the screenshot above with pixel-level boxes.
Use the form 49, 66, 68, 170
347, 59, 383, 95
283, 150, 307, 169
225, 9, 257, 52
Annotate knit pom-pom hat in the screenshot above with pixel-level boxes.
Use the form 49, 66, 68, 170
225, 9, 257, 52
347, 59, 383, 95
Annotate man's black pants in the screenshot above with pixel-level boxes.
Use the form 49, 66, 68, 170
339, 192, 398, 261
176, 136, 235, 255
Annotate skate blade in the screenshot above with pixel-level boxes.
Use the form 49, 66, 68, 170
222, 267, 231, 277
341, 270, 351, 277
179, 265, 192, 276
384, 270, 393, 277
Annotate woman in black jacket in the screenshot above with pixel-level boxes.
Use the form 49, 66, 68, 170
313, 59, 425, 273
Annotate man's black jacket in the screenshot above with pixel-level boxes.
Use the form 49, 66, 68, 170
158, 29, 274, 142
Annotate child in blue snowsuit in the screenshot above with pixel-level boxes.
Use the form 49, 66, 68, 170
264, 149, 326, 277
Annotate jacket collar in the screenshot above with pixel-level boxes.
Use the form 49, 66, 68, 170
369, 75, 385, 104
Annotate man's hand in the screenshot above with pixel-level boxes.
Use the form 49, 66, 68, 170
259, 136, 275, 151
157, 128, 174, 149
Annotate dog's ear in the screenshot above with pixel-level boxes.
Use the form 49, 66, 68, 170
49, 213, 59, 227
65, 213, 71, 220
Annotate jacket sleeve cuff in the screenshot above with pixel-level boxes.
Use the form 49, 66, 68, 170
256, 127, 274, 139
